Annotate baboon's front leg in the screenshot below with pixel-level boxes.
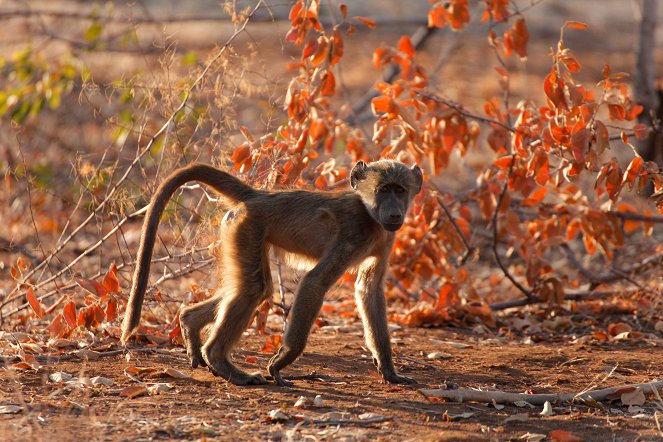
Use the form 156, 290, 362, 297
267, 256, 347, 386
180, 295, 221, 368
355, 258, 416, 384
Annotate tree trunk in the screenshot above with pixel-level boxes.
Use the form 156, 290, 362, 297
634, 0, 661, 167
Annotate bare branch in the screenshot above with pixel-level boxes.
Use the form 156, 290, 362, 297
420, 381, 663, 405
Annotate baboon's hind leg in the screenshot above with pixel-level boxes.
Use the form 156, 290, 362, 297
180, 295, 221, 368
201, 224, 272, 385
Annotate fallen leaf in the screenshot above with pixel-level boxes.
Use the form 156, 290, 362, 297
147, 383, 173, 394
621, 387, 646, 406
492, 399, 505, 410
0, 405, 22, 414
294, 396, 309, 408
550, 429, 584, 442
90, 376, 114, 386
521, 433, 546, 442
120, 385, 148, 399
268, 409, 290, 422
540, 400, 554, 416
49, 371, 74, 382
427, 352, 453, 360
162, 368, 191, 380
504, 413, 529, 423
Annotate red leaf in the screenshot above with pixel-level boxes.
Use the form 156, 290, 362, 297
523, 186, 547, 206
354, 16, 376, 28
622, 156, 644, 190
608, 104, 626, 121
76, 278, 108, 297
633, 123, 650, 140
26, 287, 43, 319
321, 71, 336, 96
330, 29, 344, 65
261, 335, 282, 353
564, 21, 588, 29
339, 3, 347, 19
397, 35, 415, 57
302, 36, 319, 58
47, 313, 67, 339
103, 263, 120, 293
63, 301, 77, 328
371, 96, 393, 114
105, 297, 118, 322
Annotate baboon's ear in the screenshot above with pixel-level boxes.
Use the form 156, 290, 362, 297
351, 161, 368, 189
411, 165, 423, 194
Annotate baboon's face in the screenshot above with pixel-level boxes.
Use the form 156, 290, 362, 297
351, 160, 423, 231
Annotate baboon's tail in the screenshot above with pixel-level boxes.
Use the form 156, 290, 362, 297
121, 163, 257, 343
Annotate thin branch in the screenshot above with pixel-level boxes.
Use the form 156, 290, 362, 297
613, 211, 663, 223
489, 289, 644, 311
561, 244, 663, 285
2, 1, 262, 317
428, 182, 474, 265
491, 154, 532, 299
417, 92, 517, 134
346, 25, 438, 124
3, 247, 213, 317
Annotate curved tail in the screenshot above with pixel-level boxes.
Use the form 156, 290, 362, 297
121, 163, 256, 343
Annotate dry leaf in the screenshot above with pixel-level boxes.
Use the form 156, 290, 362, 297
120, 385, 148, 399
427, 352, 453, 360
621, 387, 646, 406
0, 405, 22, 414
147, 383, 173, 394
504, 413, 529, 423
268, 409, 290, 422
540, 401, 554, 416
90, 376, 114, 386
162, 368, 191, 380
49, 371, 73, 382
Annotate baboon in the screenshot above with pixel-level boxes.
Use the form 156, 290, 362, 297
121, 159, 423, 386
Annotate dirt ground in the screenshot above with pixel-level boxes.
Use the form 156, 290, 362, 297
1, 325, 661, 441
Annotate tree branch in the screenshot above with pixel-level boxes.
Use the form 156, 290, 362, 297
420, 381, 663, 405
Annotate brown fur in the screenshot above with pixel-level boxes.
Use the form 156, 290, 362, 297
121, 160, 423, 386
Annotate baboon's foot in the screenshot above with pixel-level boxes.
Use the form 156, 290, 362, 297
382, 372, 417, 384
206, 361, 268, 385
180, 320, 206, 369
202, 347, 267, 385
267, 364, 293, 387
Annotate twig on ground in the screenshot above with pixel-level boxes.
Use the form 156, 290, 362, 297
420, 381, 663, 405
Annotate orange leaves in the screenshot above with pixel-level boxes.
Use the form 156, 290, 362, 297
608, 103, 626, 121
286, 0, 322, 45
320, 71, 336, 96
503, 18, 528, 59
543, 70, 567, 111
354, 16, 376, 29
528, 150, 549, 187
26, 287, 43, 319
482, 0, 510, 22
397, 36, 415, 57
63, 301, 77, 328
428, 0, 470, 31
564, 21, 588, 29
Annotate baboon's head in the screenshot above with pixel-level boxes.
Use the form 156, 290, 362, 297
351, 160, 423, 231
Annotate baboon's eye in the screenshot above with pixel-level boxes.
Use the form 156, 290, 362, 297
394, 186, 406, 194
